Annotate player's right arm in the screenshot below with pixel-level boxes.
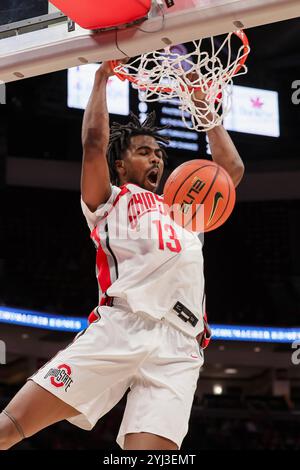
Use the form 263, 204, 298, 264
81, 62, 113, 212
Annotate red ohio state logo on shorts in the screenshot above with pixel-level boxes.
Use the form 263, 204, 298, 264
44, 363, 73, 392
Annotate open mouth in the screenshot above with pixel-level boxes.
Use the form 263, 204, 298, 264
146, 168, 159, 187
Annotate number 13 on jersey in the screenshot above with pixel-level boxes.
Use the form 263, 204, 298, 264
152, 220, 182, 253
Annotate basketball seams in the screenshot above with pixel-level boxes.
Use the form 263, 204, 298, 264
188, 165, 219, 230
199, 166, 219, 206
164, 160, 235, 232
167, 164, 217, 231
170, 164, 216, 207
205, 168, 235, 231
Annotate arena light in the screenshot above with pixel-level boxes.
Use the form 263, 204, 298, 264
224, 368, 238, 375
213, 384, 223, 395
212, 324, 300, 343
1, 306, 300, 343
0, 306, 87, 332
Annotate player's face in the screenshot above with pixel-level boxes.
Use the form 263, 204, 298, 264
118, 135, 165, 192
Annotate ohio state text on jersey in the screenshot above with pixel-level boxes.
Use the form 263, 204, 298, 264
81, 183, 205, 338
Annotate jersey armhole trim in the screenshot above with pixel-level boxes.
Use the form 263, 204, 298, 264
90, 185, 131, 241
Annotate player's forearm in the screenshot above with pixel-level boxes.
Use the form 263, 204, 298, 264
81, 69, 110, 151
207, 125, 244, 187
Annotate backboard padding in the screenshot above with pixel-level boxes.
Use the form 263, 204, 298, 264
1, 0, 300, 83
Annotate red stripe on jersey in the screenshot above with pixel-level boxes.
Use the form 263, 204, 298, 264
97, 185, 130, 221
89, 186, 131, 235
88, 307, 100, 324
91, 227, 112, 301
88, 311, 98, 324
89, 186, 131, 316
196, 312, 212, 349
111, 185, 130, 207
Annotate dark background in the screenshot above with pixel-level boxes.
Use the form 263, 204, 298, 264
0, 0, 48, 25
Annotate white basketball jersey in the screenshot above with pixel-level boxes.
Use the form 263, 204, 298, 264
81, 183, 205, 337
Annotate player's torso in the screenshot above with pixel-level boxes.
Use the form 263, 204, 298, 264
91, 183, 205, 337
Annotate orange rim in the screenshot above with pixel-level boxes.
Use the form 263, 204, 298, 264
109, 30, 250, 93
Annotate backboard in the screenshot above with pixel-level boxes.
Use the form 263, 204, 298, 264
0, 0, 300, 83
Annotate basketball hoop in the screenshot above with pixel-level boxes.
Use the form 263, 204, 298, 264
110, 30, 250, 132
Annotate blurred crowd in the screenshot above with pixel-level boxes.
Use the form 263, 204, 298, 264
1, 393, 299, 451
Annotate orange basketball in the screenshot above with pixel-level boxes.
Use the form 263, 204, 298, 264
163, 159, 236, 232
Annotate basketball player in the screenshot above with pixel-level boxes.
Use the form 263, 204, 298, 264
0, 61, 244, 451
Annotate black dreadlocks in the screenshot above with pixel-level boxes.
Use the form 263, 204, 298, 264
107, 111, 169, 185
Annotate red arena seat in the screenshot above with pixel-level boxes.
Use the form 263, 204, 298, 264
49, 0, 152, 30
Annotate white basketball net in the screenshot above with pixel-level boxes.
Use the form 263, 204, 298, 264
113, 31, 250, 132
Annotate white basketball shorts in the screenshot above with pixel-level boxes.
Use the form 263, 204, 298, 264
29, 302, 204, 448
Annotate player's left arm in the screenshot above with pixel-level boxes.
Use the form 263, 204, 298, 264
190, 74, 244, 188
206, 125, 244, 188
